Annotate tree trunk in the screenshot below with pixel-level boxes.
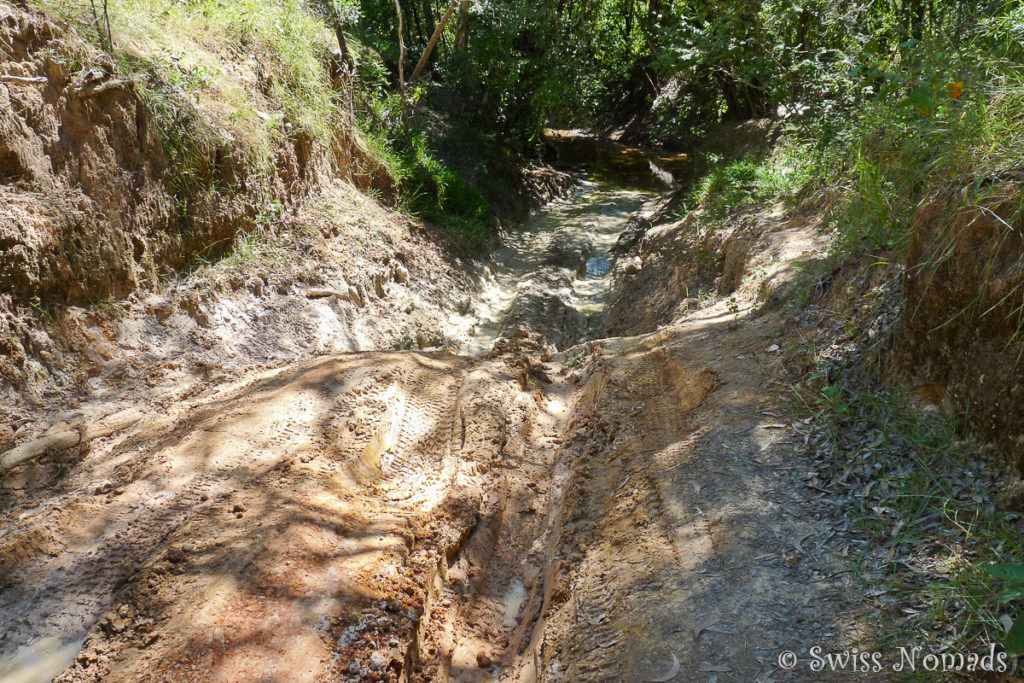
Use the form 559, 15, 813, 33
454, 0, 471, 52
410, 0, 460, 84
423, 0, 436, 40
910, 0, 924, 39
408, 0, 425, 44
393, 0, 407, 119
333, 22, 354, 71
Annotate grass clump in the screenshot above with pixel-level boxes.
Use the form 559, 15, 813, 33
35, 0, 341, 163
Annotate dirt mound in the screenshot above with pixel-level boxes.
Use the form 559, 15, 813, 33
605, 201, 825, 335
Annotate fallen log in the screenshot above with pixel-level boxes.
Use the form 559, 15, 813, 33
0, 409, 143, 473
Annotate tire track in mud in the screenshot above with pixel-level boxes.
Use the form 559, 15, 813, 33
0, 350, 562, 682
510, 344, 719, 681
0, 179, 864, 682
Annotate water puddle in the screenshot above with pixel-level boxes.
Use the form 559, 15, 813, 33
500, 579, 526, 628
0, 636, 86, 683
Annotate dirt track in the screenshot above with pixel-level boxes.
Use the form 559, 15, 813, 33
0, 181, 868, 682
1, 303, 862, 682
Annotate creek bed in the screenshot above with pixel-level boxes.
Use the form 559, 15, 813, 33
447, 178, 658, 356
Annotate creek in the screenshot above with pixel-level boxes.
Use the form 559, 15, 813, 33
447, 132, 688, 355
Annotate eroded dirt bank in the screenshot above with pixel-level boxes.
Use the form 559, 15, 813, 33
0, 2, 575, 433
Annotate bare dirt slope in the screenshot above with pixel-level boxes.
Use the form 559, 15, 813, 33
1, 194, 872, 682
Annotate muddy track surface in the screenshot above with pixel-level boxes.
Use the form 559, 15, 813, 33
1, 184, 860, 682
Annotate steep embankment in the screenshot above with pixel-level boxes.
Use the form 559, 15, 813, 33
0, 3, 518, 455
894, 184, 1024, 476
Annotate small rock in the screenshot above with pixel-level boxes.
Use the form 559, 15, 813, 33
767, 344, 780, 353
103, 614, 126, 634
231, 503, 246, 513
476, 652, 492, 668
619, 256, 642, 276
369, 651, 388, 671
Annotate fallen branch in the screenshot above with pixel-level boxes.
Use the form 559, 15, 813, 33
0, 75, 48, 84
306, 288, 345, 299
75, 79, 127, 97
1, 409, 143, 473
306, 285, 364, 307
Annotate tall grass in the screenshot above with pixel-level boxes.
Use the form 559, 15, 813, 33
28, 0, 347, 216
689, 147, 816, 217
819, 81, 1024, 254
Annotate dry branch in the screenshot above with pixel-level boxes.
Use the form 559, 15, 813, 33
0, 409, 143, 473
0, 75, 48, 84
75, 79, 127, 97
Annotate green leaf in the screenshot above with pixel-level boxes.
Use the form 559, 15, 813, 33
1007, 615, 1024, 655
899, 38, 920, 49
986, 564, 1024, 582
908, 87, 934, 115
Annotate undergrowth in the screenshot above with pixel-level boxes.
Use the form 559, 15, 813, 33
688, 148, 815, 218
788, 365, 1024, 667
352, 49, 495, 248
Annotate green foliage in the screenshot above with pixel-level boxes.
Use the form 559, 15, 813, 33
690, 149, 814, 216
985, 564, 1024, 654
351, 47, 494, 246
399, 133, 493, 246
